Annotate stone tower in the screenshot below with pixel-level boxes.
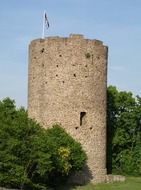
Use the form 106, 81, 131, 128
28, 34, 108, 183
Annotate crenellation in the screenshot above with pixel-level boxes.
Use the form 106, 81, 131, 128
69, 34, 84, 39
92, 39, 103, 45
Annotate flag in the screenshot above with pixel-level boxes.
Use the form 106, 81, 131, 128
45, 13, 49, 29
42, 11, 49, 38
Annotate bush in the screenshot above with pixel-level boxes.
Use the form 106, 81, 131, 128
0, 98, 87, 189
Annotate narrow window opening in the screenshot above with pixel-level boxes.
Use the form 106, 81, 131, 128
75, 127, 78, 130
80, 112, 86, 126
56, 74, 58, 77
74, 74, 76, 77
56, 65, 59, 67
59, 54, 62, 57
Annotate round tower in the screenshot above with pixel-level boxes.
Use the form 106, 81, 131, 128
28, 34, 108, 183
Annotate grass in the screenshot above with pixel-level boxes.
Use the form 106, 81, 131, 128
56, 177, 141, 190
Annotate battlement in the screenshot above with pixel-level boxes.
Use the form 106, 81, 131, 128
69, 34, 84, 39
30, 34, 106, 48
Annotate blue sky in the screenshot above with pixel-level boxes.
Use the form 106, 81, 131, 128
0, 0, 141, 107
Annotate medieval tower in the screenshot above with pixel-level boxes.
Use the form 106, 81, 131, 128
28, 34, 108, 183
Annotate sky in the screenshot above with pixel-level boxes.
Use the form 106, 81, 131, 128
0, 0, 141, 107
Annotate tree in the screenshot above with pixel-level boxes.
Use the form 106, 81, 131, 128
107, 86, 141, 175
0, 98, 87, 189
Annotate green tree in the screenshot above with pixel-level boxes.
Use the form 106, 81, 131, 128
0, 98, 86, 189
107, 86, 141, 175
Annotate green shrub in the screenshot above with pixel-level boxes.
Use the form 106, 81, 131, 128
0, 98, 87, 189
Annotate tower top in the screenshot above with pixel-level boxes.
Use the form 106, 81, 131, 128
30, 34, 107, 47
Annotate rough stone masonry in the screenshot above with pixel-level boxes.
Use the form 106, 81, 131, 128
28, 34, 108, 183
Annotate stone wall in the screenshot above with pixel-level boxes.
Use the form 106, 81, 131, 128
28, 34, 108, 183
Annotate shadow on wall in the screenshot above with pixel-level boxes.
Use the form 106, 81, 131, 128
106, 111, 113, 174
56, 165, 92, 190
68, 164, 93, 185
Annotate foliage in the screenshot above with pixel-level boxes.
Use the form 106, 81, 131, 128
0, 98, 86, 189
107, 86, 141, 176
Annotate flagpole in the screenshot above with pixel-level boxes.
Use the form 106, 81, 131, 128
42, 11, 45, 39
